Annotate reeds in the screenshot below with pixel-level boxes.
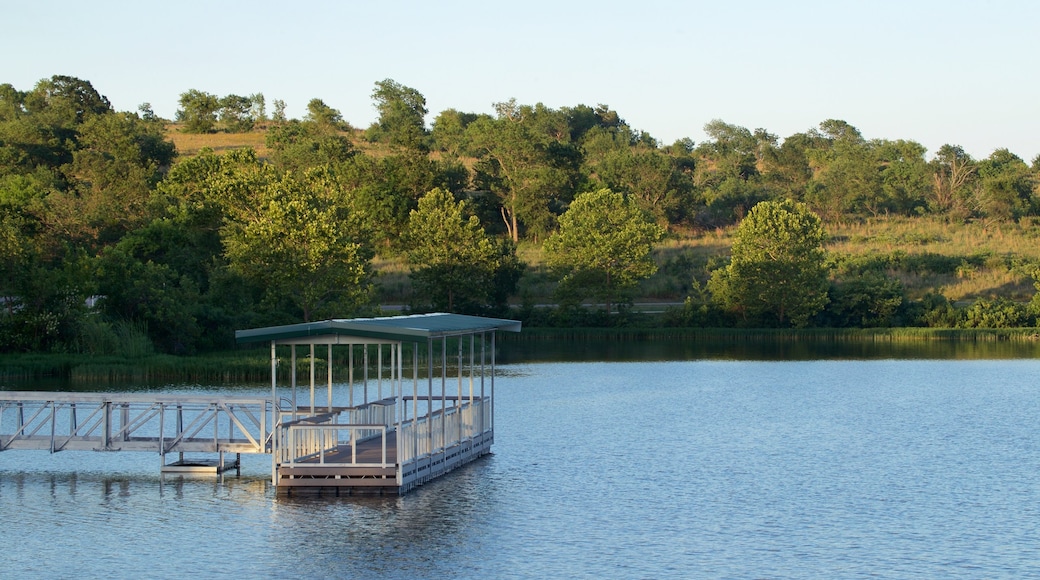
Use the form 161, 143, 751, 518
504, 327, 1040, 344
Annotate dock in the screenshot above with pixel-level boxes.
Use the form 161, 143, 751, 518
0, 313, 521, 495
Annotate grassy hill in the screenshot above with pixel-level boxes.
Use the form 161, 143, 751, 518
164, 126, 1040, 308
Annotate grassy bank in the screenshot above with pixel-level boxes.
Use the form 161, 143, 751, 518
502, 326, 1040, 344
0, 351, 275, 385
5, 327, 1039, 386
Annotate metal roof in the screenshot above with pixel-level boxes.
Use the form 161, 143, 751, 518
235, 313, 522, 344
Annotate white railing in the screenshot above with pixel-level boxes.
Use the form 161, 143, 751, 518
284, 424, 389, 467
343, 400, 395, 431
0, 392, 271, 455
398, 397, 489, 464
273, 410, 340, 464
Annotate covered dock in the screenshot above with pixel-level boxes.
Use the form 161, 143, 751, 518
236, 313, 521, 495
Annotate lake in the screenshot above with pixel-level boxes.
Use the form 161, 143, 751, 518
2, 346, 1040, 578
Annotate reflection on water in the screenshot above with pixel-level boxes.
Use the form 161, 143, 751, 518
497, 335, 1040, 363
2, 353, 1040, 577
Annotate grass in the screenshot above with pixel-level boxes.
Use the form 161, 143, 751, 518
505, 326, 1040, 343
0, 351, 276, 385
5, 327, 1038, 386
166, 126, 271, 157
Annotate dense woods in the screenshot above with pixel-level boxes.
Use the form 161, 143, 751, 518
3, 75, 1040, 355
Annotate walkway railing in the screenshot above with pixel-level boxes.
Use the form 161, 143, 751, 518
0, 392, 271, 455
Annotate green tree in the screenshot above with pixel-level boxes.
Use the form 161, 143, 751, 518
874, 139, 930, 216
709, 199, 829, 326
693, 120, 772, 226
972, 148, 1033, 221
544, 188, 663, 314
272, 99, 287, 123
594, 148, 693, 228
305, 98, 346, 132
249, 93, 266, 124
218, 94, 255, 133
264, 120, 355, 172
24, 75, 112, 125
804, 120, 879, 220
467, 101, 582, 242
176, 89, 219, 133
430, 108, 477, 158
366, 79, 428, 150
222, 168, 373, 321
404, 188, 507, 313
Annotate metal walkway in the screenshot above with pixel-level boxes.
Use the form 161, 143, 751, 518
0, 391, 272, 457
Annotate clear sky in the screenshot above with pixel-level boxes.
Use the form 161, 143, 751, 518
5, 0, 1038, 162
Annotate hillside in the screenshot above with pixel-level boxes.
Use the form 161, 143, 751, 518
165, 126, 1040, 308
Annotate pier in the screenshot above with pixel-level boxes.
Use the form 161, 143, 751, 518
0, 313, 521, 495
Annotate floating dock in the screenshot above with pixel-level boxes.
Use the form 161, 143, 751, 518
0, 313, 521, 495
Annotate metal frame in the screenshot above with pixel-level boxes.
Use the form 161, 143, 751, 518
0, 392, 271, 458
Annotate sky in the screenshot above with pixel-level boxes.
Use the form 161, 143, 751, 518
5, 0, 1038, 162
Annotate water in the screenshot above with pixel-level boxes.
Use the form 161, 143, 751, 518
3, 358, 1040, 578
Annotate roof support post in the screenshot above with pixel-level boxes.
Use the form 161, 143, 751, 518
309, 343, 315, 415
327, 343, 333, 413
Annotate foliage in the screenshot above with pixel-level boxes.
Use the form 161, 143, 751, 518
959, 297, 1032, 328
10, 74, 1040, 356
404, 188, 520, 313
366, 79, 428, 151
176, 89, 220, 133
264, 120, 355, 172
821, 269, 905, 327
709, 199, 830, 326
467, 101, 583, 241
218, 94, 256, 133
222, 167, 374, 321
544, 188, 663, 313
305, 98, 347, 131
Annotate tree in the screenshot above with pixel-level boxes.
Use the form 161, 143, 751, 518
972, 148, 1033, 222
430, 108, 477, 158
693, 120, 772, 226
176, 89, 219, 133
709, 199, 829, 326
57, 111, 175, 248
24, 75, 112, 124
544, 188, 664, 313
404, 188, 507, 313
804, 120, 879, 220
272, 99, 287, 123
467, 101, 582, 242
594, 148, 693, 228
218, 94, 255, 133
929, 144, 976, 217
264, 120, 355, 172
366, 79, 428, 151
305, 98, 345, 132
874, 139, 930, 216
222, 168, 374, 321
249, 93, 266, 124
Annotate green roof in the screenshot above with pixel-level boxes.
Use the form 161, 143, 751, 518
235, 313, 522, 344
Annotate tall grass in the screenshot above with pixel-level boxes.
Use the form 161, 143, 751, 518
506, 327, 1040, 343
0, 351, 276, 385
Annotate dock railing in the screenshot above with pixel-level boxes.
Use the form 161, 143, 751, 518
398, 396, 490, 464
273, 398, 397, 466
283, 424, 389, 468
